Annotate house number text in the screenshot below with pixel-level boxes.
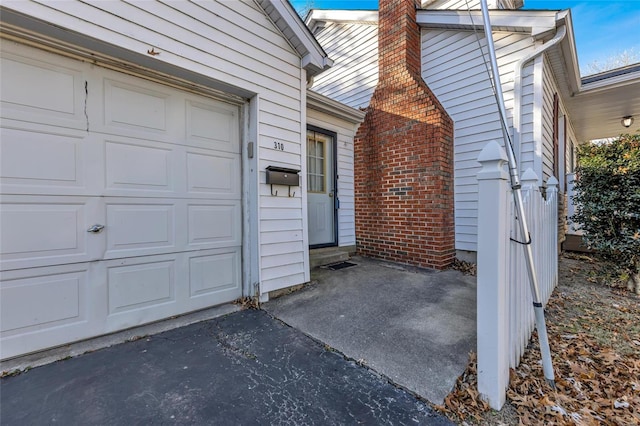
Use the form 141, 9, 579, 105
274, 141, 285, 151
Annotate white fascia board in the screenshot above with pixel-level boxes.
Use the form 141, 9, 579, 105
307, 90, 366, 124
260, 0, 332, 78
306, 9, 378, 25
555, 10, 581, 94
302, 53, 334, 77
416, 9, 557, 33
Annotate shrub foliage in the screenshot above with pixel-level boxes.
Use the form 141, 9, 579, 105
571, 132, 640, 279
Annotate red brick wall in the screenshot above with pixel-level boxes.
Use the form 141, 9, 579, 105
354, 0, 455, 269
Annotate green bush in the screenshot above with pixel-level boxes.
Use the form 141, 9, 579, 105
571, 132, 640, 289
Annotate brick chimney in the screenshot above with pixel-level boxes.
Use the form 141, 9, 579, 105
354, 0, 455, 269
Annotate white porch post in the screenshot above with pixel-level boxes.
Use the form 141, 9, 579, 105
476, 140, 510, 409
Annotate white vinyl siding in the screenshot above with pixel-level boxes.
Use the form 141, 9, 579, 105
541, 54, 579, 186
307, 109, 358, 247
422, 29, 536, 251
1, 1, 308, 296
310, 21, 378, 109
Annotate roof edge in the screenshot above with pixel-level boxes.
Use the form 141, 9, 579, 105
579, 65, 640, 93
581, 63, 640, 86
306, 9, 378, 26
416, 9, 559, 33
307, 90, 366, 124
257, 0, 332, 78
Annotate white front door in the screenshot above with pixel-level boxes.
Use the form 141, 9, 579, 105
0, 42, 243, 359
307, 128, 336, 247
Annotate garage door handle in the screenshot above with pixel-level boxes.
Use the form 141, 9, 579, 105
87, 224, 105, 233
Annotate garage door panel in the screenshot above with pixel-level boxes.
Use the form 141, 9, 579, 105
186, 100, 239, 153
103, 254, 181, 332
105, 139, 174, 192
105, 201, 176, 258
104, 79, 170, 133
103, 199, 242, 258
189, 250, 241, 298
187, 202, 241, 247
0, 127, 85, 191
107, 259, 175, 315
1, 270, 85, 334
0, 264, 95, 359
187, 150, 240, 197
0, 50, 86, 129
0, 196, 103, 271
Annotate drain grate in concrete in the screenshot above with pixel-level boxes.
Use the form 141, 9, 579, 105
326, 261, 357, 271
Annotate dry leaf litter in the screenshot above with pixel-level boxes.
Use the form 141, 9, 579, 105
440, 253, 640, 425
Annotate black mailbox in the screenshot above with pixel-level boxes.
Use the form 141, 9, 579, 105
266, 166, 300, 197
266, 166, 300, 186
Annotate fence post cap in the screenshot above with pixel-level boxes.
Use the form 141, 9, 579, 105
478, 140, 508, 164
521, 168, 539, 185
547, 176, 559, 187
477, 141, 509, 180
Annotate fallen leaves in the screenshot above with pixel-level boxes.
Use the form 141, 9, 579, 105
438, 254, 640, 425
451, 258, 477, 276
435, 352, 489, 423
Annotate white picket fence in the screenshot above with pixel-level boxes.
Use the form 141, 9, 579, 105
507, 171, 558, 367
476, 141, 559, 409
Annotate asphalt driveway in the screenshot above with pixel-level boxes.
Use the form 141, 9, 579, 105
0, 309, 451, 425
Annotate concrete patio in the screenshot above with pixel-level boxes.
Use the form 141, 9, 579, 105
265, 256, 477, 405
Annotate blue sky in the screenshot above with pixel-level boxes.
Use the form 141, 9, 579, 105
290, 0, 640, 75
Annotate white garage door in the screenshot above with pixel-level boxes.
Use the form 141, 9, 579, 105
0, 42, 243, 359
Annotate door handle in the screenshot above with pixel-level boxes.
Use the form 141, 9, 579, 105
87, 224, 105, 233
328, 192, 334, 198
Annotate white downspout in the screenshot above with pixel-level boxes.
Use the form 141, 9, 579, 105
513, 24, 566, 166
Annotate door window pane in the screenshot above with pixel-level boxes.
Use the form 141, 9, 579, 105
307, 130, 329, 193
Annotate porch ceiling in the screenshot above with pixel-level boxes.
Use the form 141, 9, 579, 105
566, 76, 640, 142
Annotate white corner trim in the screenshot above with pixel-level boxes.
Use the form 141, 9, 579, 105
301, 68, 311, 284
532, 56, 544, 187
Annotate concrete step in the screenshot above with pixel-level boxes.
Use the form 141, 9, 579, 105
310, 248, 350, 268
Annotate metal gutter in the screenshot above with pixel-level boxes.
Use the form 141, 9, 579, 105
512, 24, 567, 165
